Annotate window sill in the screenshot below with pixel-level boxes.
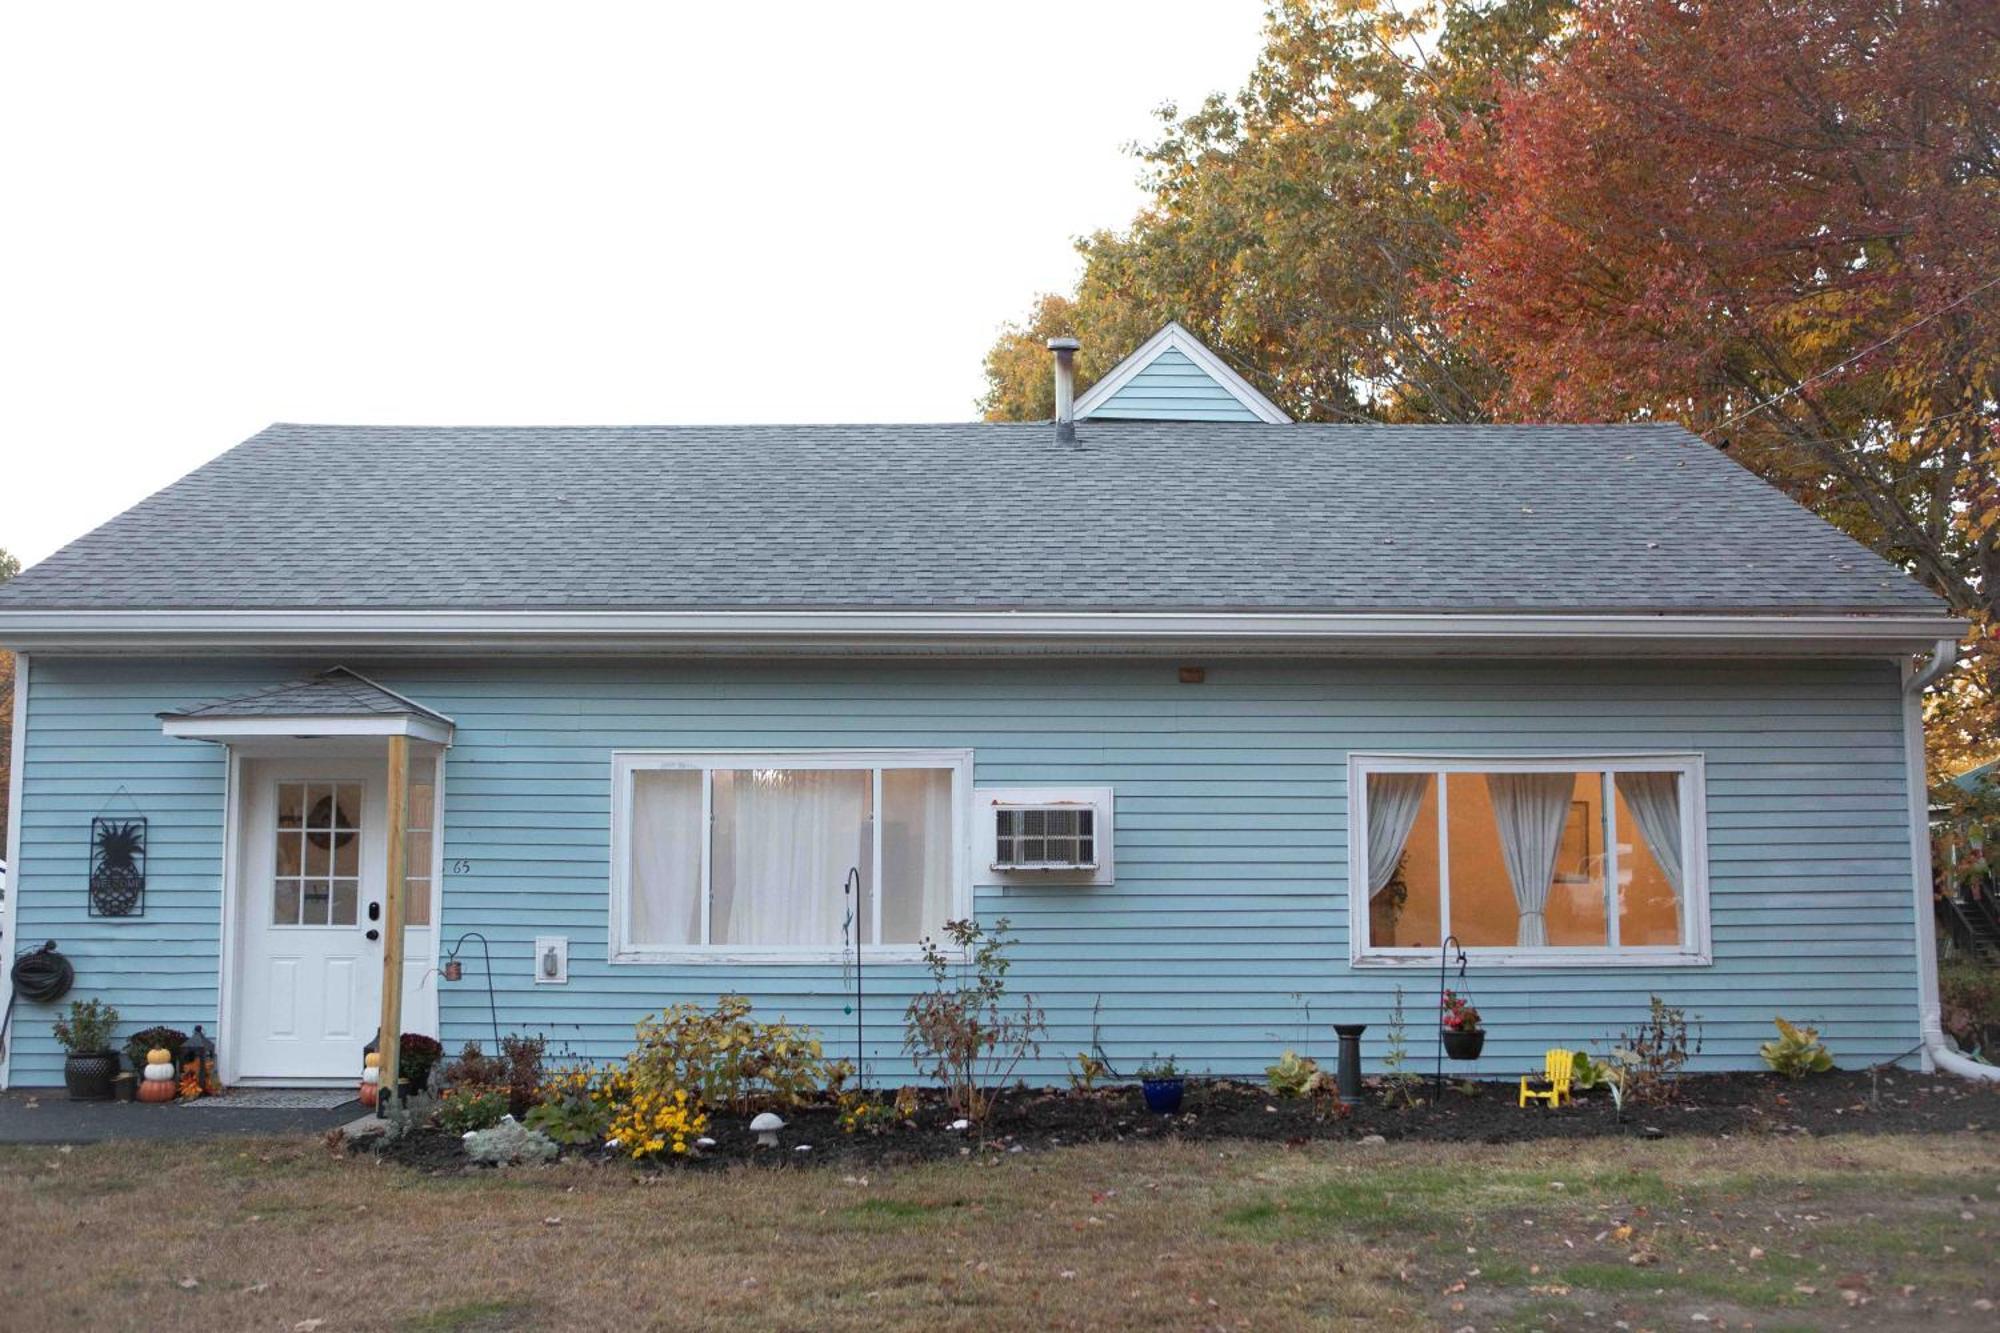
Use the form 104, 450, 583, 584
610, 947, 934, 967
1350, 948, 1711, 969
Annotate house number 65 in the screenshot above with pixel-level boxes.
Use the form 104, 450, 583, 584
449, 860, 472, 875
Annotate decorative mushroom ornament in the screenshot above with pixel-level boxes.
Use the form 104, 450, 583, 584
749, 1112, 785, 1147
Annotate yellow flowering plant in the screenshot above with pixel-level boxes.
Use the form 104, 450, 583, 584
629, 994, 830, 1114
607, 1087, 709, 1160
523, 1064, 632, 1146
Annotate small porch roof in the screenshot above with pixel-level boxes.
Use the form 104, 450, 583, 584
159, 666, 454, 744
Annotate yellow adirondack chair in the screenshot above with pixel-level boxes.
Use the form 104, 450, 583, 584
1519, 1049, 1577, 1108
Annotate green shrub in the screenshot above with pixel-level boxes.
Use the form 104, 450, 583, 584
1939, 962, 2000, 1059
522, 1065, 627, 1146
434, 1086, 508, 1134
524, 1096, 613, 1146
630, 993, 829, 1114
1759, 1017, 1834, 1078
53, 999, 118, 1054
1265, 1050, 1325, 1098
1569, 1050, 1610, 1091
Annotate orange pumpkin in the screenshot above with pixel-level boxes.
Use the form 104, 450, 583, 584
137, 1078, 177, 1103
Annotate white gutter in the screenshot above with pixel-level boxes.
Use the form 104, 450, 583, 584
1903, 636, 1999, 1082
0, 608, 1968, 656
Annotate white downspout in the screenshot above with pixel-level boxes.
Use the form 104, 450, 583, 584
1903, 636, 1999, 1081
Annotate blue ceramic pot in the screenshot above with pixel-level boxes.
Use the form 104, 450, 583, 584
1141, 1078, 1185, 1114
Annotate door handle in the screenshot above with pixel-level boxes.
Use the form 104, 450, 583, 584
367, 902, 381, 921
365, 928, 380, 941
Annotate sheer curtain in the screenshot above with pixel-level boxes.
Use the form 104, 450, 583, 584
713, 769, 870, 947
881, 768, 953, 944
1366, 772, 1432, 897
1615, 772, 1685, 895
1485, 772, 1575, 946
630, 769, 703, 946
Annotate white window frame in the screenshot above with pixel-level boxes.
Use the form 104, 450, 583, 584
610, 748, 974, 964
1347, 752, 1711, 969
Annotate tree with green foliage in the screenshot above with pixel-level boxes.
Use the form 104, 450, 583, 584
981, 0, 1571, 423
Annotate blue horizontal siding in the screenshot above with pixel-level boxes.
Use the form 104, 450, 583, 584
1083, 346, 1264, 422
3, 655, 1922, 1086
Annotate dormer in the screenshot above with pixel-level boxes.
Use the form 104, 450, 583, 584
1073, 321, 1290, 424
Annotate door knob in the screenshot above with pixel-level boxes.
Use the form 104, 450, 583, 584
365, 928, 380, 941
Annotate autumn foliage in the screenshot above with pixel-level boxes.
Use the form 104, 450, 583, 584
985, 0, 1997, 781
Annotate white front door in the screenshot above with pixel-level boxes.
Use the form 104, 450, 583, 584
236, 762, 384, 1081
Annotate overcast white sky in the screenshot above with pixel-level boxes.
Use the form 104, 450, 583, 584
0, 3, 1267, 567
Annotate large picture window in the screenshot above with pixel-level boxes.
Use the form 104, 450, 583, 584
611, 750, 971, 961
1350, 754, 1708, 966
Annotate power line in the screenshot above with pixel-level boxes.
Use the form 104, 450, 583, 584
1706, 272, 2000, 434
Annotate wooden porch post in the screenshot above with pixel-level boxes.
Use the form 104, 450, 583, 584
378, 732, 410, 1103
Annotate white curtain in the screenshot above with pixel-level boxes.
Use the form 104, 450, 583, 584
1615, 771, 1685, 895
1366, 772, 1432, 896
630, 769, 703, 946
1485, 772, 1575, 946
881, 768, 953, 944
712, 769, 869, 947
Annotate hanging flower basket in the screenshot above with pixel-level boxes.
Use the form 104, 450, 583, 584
1441, 1027, 1487, 1061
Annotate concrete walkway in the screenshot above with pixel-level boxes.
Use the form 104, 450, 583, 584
0, 1090, 361, 1144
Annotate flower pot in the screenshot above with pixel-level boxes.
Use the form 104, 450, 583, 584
1140, 1078, 1185, 1114
1441, 1027, 1486, 1061
63, 1051, 119, 1101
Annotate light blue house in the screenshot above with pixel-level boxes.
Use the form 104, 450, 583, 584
0, 325, 1971, 1089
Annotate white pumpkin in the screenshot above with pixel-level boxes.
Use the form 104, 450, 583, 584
360, 1067, 380, 1086
143, 1062, 176, 1081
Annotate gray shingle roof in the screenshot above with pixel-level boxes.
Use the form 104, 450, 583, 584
159, 667, 452, 723
0, 420, 1946, 615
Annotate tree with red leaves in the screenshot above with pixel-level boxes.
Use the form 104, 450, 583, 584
1428, 0, 1998, 774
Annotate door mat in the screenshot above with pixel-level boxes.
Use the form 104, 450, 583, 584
182, 1089, 357, 1110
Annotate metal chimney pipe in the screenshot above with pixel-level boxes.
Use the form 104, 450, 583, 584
1048, 336, 1080, 446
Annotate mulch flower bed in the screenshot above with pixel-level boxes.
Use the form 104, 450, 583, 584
356, 1068, 1995, 1173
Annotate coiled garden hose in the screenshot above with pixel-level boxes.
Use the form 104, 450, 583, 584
1, 941, 76, 1051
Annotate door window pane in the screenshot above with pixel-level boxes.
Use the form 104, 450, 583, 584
273, 780, 363, 928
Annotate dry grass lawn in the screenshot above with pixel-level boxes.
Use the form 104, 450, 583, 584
0, 1131, 1993, 1331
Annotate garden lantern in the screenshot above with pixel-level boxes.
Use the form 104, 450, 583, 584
181, 1025, 218, 1096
